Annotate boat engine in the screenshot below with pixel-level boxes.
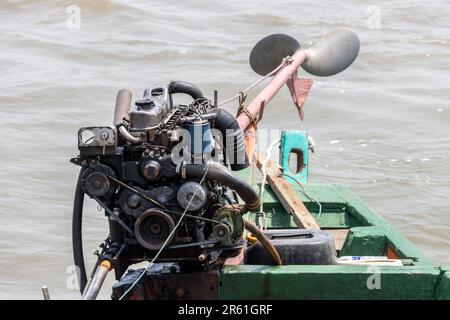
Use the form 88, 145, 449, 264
71, 81, 260, 290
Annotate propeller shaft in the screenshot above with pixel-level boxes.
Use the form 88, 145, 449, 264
237, 49, 306, 131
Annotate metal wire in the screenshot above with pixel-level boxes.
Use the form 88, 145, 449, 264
106, 174, 221, 226
217, 57, 292, 107
282, 172, 323, 219
168, 210, 222, 225
107, 175, 168, 210
118, 162, 211, 300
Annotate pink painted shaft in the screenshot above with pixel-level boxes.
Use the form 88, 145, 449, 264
237, 49, 307, 131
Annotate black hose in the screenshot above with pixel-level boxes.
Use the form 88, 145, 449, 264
169, 81, 204, 100
73, 169, 87, 294
183, 162, 260, 210
208, 108, 249, 171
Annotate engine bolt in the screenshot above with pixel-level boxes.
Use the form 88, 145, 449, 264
100, 131, 109, 140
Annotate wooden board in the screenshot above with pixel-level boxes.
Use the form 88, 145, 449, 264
255, 154, 320, 230
325, 229, 349, 251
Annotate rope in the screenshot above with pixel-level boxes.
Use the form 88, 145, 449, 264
236, 92, 259, 130
257, 138, 323, 227
258, 138, 281, 230
118, 162, 211, 300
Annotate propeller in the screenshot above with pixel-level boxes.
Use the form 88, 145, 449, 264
236, 28, 360, 130
249, 27, 360, 77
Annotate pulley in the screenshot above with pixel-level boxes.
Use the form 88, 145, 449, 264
134, 210, 176, 251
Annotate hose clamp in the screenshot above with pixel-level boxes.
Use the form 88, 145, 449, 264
176, 161, 187, 179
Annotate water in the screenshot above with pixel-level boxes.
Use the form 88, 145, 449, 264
0, 0, 449, 299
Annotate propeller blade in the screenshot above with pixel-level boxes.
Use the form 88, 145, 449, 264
249, 34, 301, 76
301, 27, 360, 76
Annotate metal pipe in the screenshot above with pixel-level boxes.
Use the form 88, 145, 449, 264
113, 88, 142, 144
113, 89, 132, 126
236, 50, 306, 131
41, 286, 50, 300
82, 260, 112, 300
118, 126, 141, 144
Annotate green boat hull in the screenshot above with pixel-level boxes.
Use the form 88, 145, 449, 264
219, 178, 450, 300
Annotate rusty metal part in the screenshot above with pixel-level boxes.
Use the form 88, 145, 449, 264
113, 89, 132, 126
140, 160, 162, 181
41, 286, 50, 300
237, 49, 307, 131
82, 260, 112, 300
286, 71, 313, 121
118, 125, 141, 144
112, 265, 219, 300
113, 89, 142, 144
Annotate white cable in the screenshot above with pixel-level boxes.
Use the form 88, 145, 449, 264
258, 138, 281, 230
118, 162, 211, 300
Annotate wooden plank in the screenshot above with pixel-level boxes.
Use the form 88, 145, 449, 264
255, 153, 320, 230
325, 229, 349, 251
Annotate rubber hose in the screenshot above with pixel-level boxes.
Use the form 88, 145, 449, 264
73, 169, 88, 294
183, 162, 260, 210
168, 81, 204, 100
208, 107, 249, 171
244, 220, 282, 266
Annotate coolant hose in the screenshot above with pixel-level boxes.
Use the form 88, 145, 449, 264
73, 169, 88, 294
208, 108, 249, 171
183, 162, 260, 210
244, 220, 282, 266
169, 81, 204, 100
